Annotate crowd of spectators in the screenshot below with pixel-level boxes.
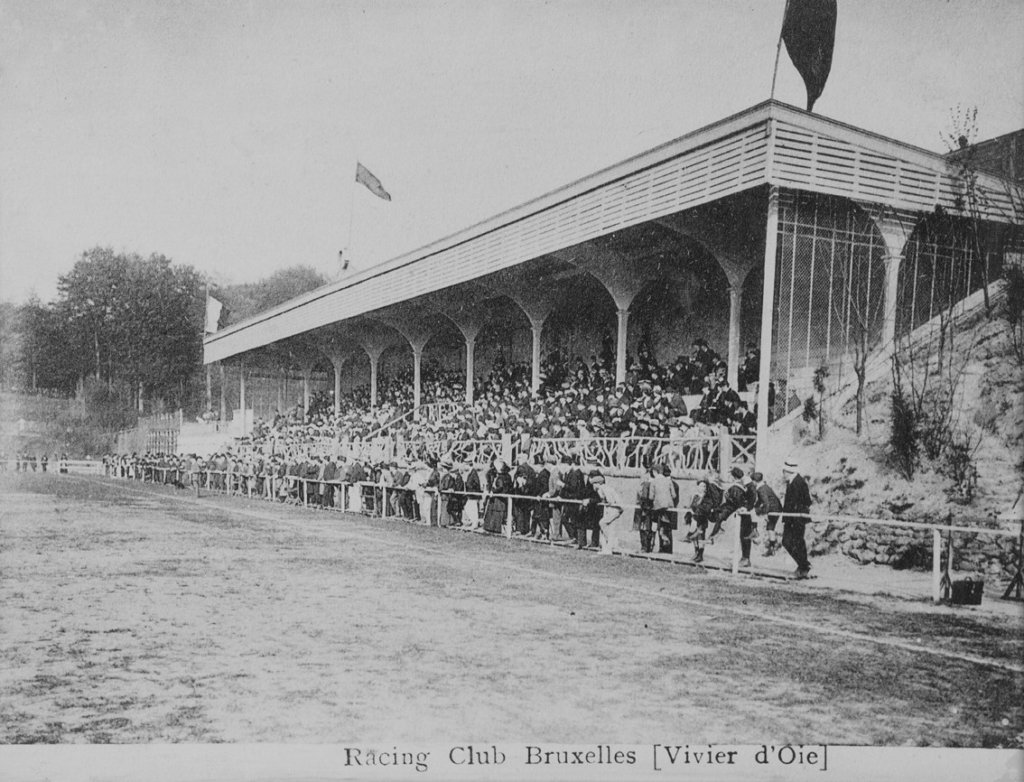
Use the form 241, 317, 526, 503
246, 339, 765, 456
101, 447, 810, 578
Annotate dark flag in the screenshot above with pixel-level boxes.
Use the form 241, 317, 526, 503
781, 0, 837, 112
355, 162, 392, 201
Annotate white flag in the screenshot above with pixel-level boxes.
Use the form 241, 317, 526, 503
205, 295, 224, 333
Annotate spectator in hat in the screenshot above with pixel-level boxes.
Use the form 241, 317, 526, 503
576, 469, 603, 550
530, 453, 552, 540
463, 463, 483, 531
589, 470, 622, 555
739, 343, 760, 391
684, 477, 722, 563
633, 466, 656, 554
781, 460, 812, 578
651, 462, 680, 554
558, 455, 586, 543
482, 459, 512, 534
439, 457, 465, 527
512, 452, 537, 535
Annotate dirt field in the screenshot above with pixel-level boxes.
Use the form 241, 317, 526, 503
1, 472, 1021, 747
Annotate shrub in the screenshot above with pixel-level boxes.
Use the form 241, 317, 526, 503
889, 388, 919, 480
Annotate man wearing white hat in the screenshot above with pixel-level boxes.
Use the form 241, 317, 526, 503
781, 459, 812, 579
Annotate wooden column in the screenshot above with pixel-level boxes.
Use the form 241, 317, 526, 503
615, 306, 629, 385
727, 284, 742, 390
755, 186, 780, 466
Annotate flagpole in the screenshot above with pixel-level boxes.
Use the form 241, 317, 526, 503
204, 283, 212, 412
344, 156, 358, 273
770, 0, 792, 101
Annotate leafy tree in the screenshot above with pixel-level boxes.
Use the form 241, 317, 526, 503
217, 265, 328, 325
50, 247, 206, 411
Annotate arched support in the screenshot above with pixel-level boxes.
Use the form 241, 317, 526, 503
869, 213, 915, 352
324, 351, 351, 419
373, 314, 437, 418
528, 317, 545, 393
658, 200, 767, 389
727, 285, 743, 389
301, 362, 314, 420
360, 348, 382, 409
615, 306, 630, 385
552, 246, 647, 385
334, 362, 342, 418
460, 326, 481, 405
432, 299, 487, 406
412, 344, 424, 413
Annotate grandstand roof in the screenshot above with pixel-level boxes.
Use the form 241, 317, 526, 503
204, 99, 1023, 365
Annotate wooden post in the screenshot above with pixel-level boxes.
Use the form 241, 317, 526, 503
719, 428, 730, 483
932, 528, 942, 604
1001, 518, 1024, 601
615, 307, 629, 385
732, 513, 741, 575
755, 186, 780, 467
530, 320, 544, 393
727, 284, 742, 390
506, 494, 513, 539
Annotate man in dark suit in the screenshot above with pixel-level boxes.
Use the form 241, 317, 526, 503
752, 471, 783, 556
322, 455, 338, 508
782, 460, 812, 578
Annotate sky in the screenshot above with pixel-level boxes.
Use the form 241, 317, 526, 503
1, 0, 1022, 305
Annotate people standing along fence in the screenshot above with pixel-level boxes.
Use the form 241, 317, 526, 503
93, 451, 1023, 605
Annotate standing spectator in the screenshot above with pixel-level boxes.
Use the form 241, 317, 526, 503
482, 459, 512, 534
739, 468, 759, 566
440, 458, 466, 527
463, 464, 483, 530
544, 454, 566, 541
633, 467, 655, 553
558, 456, 586, 543
422, 459, 440, 525
781, 460, 812, 578
511, 453, 537, 535
589, 470, 622, 555
650, 463, 679, 554
751, 471, 783, 556
530, 454, 552, 540
685, 477, 722, 563
576, 470, 603, 550
40, 454, 49, 472
322, 455, 338, 508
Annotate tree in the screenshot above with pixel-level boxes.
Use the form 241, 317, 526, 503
51, 247, 206, 412
217, 265, 328, 326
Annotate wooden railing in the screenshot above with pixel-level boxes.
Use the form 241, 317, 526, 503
107, 465, 1024, 604
531, 432, 756, 479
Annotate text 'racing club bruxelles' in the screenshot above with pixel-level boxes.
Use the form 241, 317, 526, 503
342, 744, 828, 773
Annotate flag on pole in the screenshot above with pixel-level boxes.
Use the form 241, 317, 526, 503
205, 295, 224, 334
781, 0, 837, 112
355, 162, 392, 201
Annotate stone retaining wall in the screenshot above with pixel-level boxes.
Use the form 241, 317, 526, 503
809, 519, 1021, 577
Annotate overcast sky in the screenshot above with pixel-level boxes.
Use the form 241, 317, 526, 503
1, 0, 1022, 304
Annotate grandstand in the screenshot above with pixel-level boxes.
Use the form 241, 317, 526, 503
194, 100, 1021, 479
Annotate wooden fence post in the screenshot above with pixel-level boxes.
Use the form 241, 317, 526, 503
731, 512, 741, 575
719, 429, 730, 483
